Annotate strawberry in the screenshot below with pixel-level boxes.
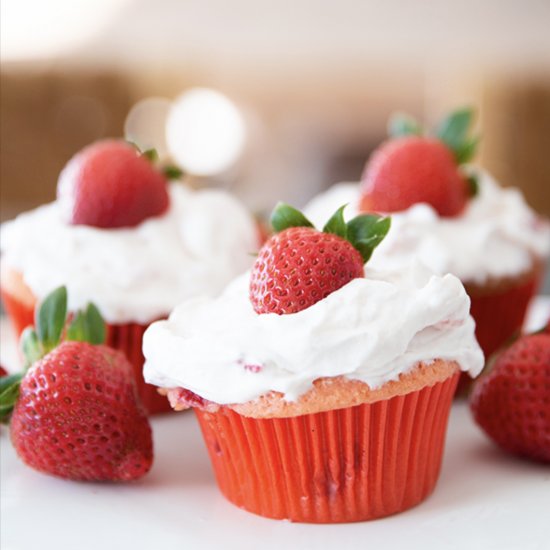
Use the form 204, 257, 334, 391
469, 331, 550, 463
359, 108, 479, 217
57, 140, 171, 228
250, 203, 390, 315
0, 287, 153, 481
0, 365, 7, 377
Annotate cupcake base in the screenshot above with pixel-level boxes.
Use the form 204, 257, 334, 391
195, 372, 459, 523
0, 281, 171, 415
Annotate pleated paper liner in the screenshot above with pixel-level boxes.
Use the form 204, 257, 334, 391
105, 322, 171, 414
195, 372, 459, 523
0, 288, 170, 415
457, 269, 541, 395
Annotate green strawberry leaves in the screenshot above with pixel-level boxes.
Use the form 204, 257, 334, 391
0, 372, 24, 423
21, 327, 42, 368
36, 286, 67, 353
127, 140, 185, 180
387, 106, 480, 166
323, 204, 348, 238
271, 203, 391, 264
66, 303, 106, 345
435, 107, 479, 164
388, 113, 423, 138
163, 165, 183, 180
271, 203, 314, 233
347, 214, 391, 262
0, 287, 107, 423
436, 107, 473, 151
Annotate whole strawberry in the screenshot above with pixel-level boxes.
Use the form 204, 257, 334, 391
57, 140, 171, 228
360, 108, 479, 217
470, 330, 550, 463
0, 287, 153, 481
250, 203, 390, 314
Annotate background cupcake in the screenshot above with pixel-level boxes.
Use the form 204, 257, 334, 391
143, 205, 484, 522
304, 109, 550, 380
0, 140, 259, 413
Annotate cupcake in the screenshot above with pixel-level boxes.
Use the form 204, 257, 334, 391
143, 204, 483, 522
304, 108, 550, 377
0, 140, 259, 413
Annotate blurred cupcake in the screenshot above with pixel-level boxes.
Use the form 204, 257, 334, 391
0, 140, 259, 413
305, 108, 550, 383
143, 204, 483, 522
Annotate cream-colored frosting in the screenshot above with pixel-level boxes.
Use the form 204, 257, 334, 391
143, 262, 484, 404
304, 170, 550, 284
0, 184, 258, 323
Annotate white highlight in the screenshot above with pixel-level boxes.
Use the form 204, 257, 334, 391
166, 88, 246, 176
1, 0, 129, 60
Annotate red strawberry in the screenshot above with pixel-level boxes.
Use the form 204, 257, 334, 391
0, 365, 7, 377
0, 286, 153, 481
11, 342, 152, 481
249, 203, 390, 315
359, 108, 479, 217
360, 137, 469, 216
470, 332, 550, 463
57, 140, 170, 228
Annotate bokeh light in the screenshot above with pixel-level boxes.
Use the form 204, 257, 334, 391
165, 88, 246, 176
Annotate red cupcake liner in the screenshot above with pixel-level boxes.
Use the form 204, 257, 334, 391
0, 287, 35, 338
195, 372, 459, 523
1, 289, 170, 415
457, 272, 541, 395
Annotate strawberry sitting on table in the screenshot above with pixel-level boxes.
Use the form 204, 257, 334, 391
0, 287, 153, 481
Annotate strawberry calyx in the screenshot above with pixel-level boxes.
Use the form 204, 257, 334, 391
389, 107, 480, 197
271, 202, 391, 263
128, 141, 184, 180
0, 286, 106, 423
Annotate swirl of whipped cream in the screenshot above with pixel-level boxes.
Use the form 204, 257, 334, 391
0, 184, 258, 323
143, 262, 484, 404
304, 170, 550, 284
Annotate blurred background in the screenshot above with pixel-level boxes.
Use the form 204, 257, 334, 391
1, 0, 549, 230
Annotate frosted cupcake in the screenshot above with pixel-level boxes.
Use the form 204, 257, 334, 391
0, 140, 259, 413
305, 109, 550, 374
143, 204, 483, 522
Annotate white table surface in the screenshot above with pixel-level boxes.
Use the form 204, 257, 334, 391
1, 299, 549, 550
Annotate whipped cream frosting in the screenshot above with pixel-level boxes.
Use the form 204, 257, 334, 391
0, 184, 258, 323
304, 170, 550, 284
143, 262, 484, 404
